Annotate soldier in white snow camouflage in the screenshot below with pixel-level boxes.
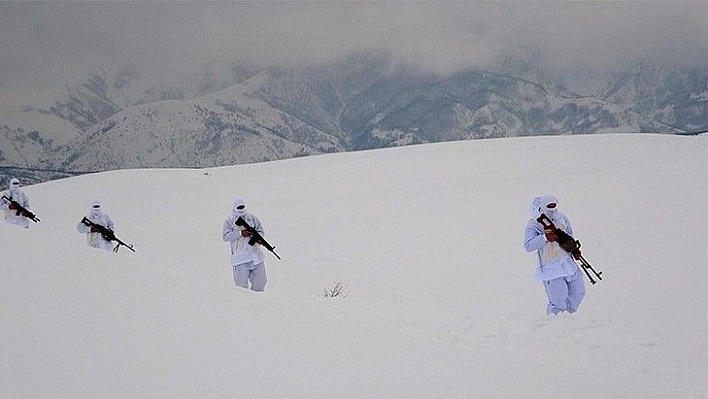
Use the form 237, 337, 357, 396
0, 178, 31, 229
222, 197, 268, 291
77, 200, 116, 252
524, 194, 586, 315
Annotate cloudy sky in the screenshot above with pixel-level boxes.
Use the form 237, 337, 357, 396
1, 1, 706, 90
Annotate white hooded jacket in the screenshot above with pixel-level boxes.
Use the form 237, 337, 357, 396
524, 195, 581, 281
222, 198, 266, 266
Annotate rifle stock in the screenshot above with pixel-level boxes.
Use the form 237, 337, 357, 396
235, 216, 281, 260
81, 217, 135, 253
2, 195, 40, 222
536, 213, 580, 254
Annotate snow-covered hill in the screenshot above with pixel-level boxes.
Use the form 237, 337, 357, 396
1, 134, 705, 397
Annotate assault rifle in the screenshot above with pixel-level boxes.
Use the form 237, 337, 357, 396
80, 217, 135, 253
1, 195, 40, 222
537, 213, 602, 284
235, 216, 281, 260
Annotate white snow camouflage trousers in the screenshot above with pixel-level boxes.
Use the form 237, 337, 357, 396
233, 260, 267, 292
543, 271, 586, 315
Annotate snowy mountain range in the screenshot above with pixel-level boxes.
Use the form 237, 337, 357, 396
1, 53, 706, 183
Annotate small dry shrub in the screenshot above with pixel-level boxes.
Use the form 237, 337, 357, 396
322, 281, 348, 298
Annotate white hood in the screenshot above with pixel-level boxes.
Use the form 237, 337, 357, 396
232, 197, 247, 217
88, 200, 104, 219
8, 178, 20, 195
529, 194, 558, 219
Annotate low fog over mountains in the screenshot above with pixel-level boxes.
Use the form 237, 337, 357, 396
1, 53, 706, 183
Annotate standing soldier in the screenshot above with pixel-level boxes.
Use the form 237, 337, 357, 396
524, 194, 586, 315
77, 200, 116, 251
0, 178, 31, 229
222, 197, 268, 292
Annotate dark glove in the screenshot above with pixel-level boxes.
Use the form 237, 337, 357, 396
90, 226, 99, 233
8, 203, 16, 210
240, 229, 252, 237
544, 230, 558, 242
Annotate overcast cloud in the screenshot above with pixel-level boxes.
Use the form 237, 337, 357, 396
1, 1, 706, 90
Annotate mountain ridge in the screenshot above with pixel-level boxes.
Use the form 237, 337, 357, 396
1, 54, 705, 183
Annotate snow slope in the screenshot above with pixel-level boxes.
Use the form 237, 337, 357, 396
1, 134, 706, 398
